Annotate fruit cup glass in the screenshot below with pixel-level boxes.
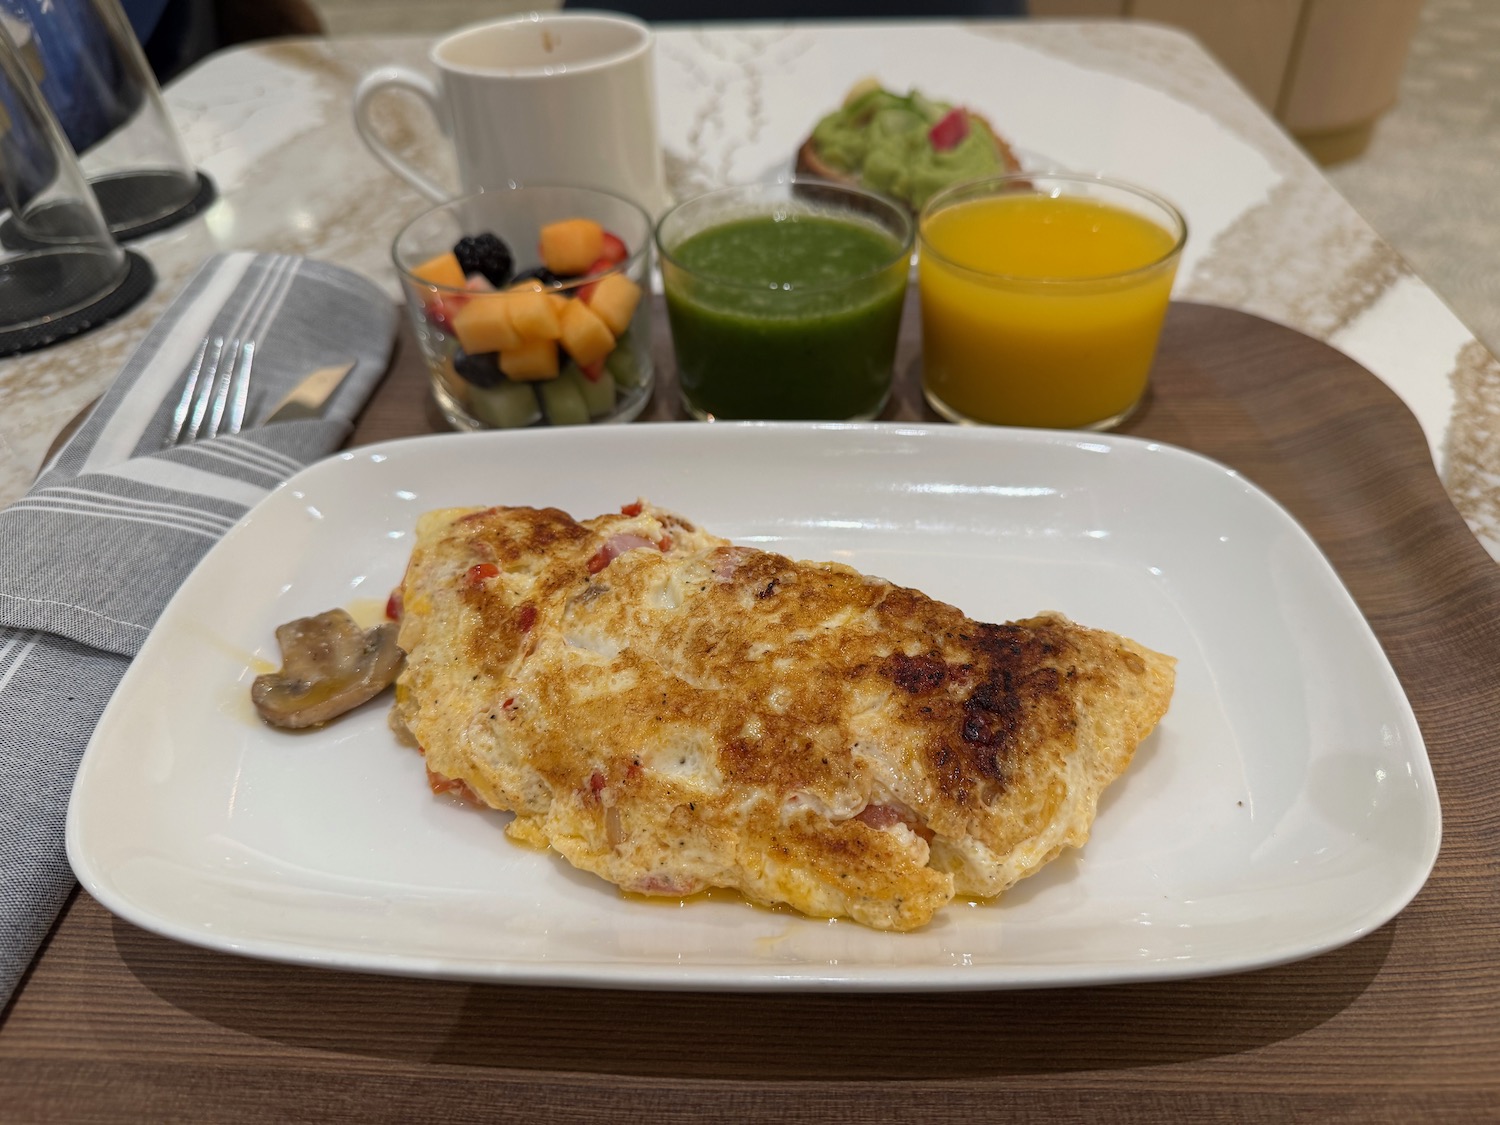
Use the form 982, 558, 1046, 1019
656, 178, 912, 421
918, 172, 1187, 430
394, 185, 654, 430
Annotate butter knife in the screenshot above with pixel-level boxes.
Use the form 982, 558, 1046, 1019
264, 360, 357, 423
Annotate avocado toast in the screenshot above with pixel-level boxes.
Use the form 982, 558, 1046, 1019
796, 80, 1021, 210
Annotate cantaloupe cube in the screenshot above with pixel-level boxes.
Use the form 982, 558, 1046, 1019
507, 290, 562, 341
412, 251, 467, 289
499, 338, 559, 381
558, 299, 615, 368
508, 282, 568, 314
539, 219, 604, 276
452, 294, 522, 354
584, 273, 642, 336
508, 280, 568, 318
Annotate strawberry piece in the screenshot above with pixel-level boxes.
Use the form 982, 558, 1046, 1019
579, 359, 607, 383
424, 299, 453, 333
928, 108, 969, 152
424, 292, 469, 333
600, 231, 628, 265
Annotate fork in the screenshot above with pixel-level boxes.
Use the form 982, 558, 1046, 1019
163, 335, 256, 447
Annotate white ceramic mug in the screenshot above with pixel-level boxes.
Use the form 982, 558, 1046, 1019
353, 11, 668, 214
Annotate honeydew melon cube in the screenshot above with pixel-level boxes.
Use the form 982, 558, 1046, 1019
565, 361, 617, 417
604, 335, 643, 388
539, 371, 590, 425
471, 381, 541, 428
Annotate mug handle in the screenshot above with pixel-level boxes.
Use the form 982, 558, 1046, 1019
352, 66, 452, 203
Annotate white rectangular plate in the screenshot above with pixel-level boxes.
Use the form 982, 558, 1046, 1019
67, 424, 1440, 990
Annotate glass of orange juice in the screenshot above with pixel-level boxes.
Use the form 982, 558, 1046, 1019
918, 173, 1186, 430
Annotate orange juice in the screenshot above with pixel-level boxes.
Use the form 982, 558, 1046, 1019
919, 184, 1183, 429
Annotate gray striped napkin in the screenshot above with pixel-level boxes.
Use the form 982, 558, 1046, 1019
0, 252, 396, 1007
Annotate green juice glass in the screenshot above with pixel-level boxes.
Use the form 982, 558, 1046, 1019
656, 178, 913, 421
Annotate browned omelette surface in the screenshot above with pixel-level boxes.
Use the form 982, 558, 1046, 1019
393, 502, 1175, 931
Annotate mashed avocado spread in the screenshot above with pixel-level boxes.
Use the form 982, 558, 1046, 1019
809, 85, 1005, 210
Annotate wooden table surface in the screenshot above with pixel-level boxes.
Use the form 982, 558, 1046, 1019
4, 300, 1498, 1122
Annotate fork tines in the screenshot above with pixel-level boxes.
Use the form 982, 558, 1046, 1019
164, 336, 254, 448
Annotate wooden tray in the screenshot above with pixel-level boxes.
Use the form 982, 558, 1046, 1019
6, 299, 1499, 1120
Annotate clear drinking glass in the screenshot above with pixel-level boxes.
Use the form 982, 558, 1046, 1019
0, 13, 128, 342
656, 177, 912, 421
3, 0, 201, 236
393, 185, 655, 430
918, 172, 1186, 430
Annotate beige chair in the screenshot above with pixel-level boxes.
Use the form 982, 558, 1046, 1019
1029, 0, 1426, 162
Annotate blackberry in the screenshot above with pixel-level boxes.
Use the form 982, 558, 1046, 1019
453, 350, 505, 388
452, 232, 514, 287
512, 265, 562, 288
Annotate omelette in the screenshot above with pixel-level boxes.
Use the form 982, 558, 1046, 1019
391, 501, 1175, 931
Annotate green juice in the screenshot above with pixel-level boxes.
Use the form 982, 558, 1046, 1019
662, 212, 908, 420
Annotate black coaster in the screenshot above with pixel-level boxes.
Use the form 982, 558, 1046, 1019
0, 250, 154, 358
0, 171, 216, 249
95, 170, 217, 242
